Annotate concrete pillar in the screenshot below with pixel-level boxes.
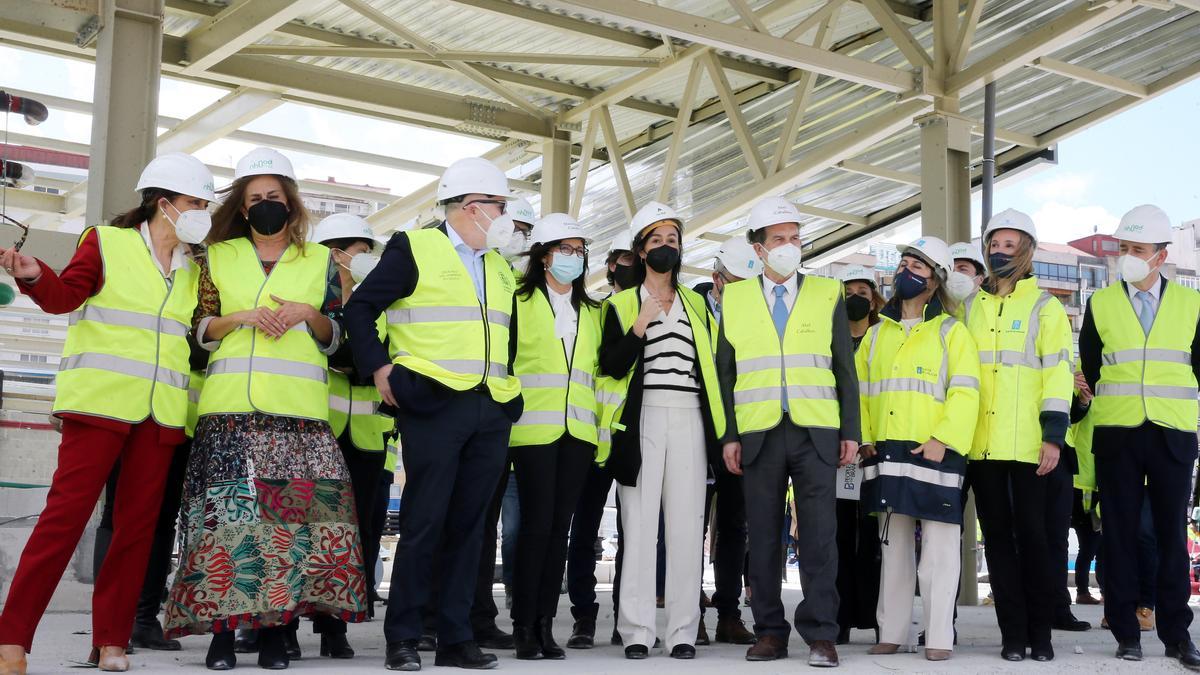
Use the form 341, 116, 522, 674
85, 0, 165, 227
539, 132, 571, 216
917, 111, 973, 244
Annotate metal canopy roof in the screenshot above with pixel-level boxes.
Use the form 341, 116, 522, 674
2, 0, 1199, 282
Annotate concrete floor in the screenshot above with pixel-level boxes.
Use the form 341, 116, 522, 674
20, 584, 1200, 674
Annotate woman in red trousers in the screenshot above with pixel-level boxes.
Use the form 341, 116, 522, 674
0, 153, 215, 674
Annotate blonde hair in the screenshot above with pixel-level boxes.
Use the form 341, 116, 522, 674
209, 175, 311, 253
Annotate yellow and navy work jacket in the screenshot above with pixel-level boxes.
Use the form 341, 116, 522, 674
962, 277, 1073, 463
857, 300, 981, 524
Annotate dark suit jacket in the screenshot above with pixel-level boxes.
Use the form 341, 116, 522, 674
1078, 277, 1200, 463
715, 274, 860, 467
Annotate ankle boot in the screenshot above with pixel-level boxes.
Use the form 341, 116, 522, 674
537, 617, 565, 659
206, 632, 236, 671
513, 625, 543, 660
257, 628, 289, 670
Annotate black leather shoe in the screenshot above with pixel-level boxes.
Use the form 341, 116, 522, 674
624, 644, 649, 660
696, 617, 710, 646
258, 627, 290, 670
131, 621, 182, 651
434, 641, 498, 669
836, 627, 850, 646
611, 627, 622, 646
1030, 644, 1054, 662
1166, 640, 1200, 670
234, 628, 259, 654
385, 640, 421, 671
1001, 645, 1025, 661
1053, 614, 1091, 631
1116, 640, 1143, 661
416, 634, 437, 652
473, 624, 514, 651
206, 632, 237, 671
513, 625, 543, 660
567, 618, 595, 649
671, 644, 696, 659
536, 617, 565, 659
283, 624, 301, 660
320, 633, 355, 659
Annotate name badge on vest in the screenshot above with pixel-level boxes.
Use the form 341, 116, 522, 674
836, 463, 862, 500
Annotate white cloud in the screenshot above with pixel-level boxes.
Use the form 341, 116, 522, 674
1030, 202, 1119, 244
1024, 171, 1093, 205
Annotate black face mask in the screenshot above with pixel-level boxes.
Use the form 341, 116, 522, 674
845, 294, 872, 321
988, 252, 1015, 278
247, 200, 289, 236
645, 245, 680, 274
612, 263, 640, 290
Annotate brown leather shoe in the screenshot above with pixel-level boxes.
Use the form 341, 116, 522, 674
808, 640, 839, 668
745, 635, 788, 661
1137, 607, 1155, 631
715, 617, 757, 645
1076, 591, 1101, 605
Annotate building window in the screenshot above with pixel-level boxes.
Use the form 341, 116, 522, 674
1034, 262, 1079, 282
1101, 240, 1118, 252
334, 203, 349, 213
19, 353, 49, 364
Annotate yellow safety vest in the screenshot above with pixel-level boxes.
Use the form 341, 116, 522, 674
328, 314, 393, 451
54, 226, 198, 428
721, 275, 842, 434
857, 310, 980, 453
594, 286, 725, 464
384, 439, 399, 472
385, 229, 520, 403
1089, 280, 1200, 432
1067, 410, 1096, 491
200, 238, 331, 421
185, 370, 205, 438
510, 289, 601, 447
962, 277, 1073, 462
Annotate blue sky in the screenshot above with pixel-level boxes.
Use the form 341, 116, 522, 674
3, 45, 1199, 244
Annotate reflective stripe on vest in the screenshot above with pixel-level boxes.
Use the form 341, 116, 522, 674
198, 238, 331, 421
53, 226, 198, 427
862, 460, 964, 489
385, 229, 520, 403
1090, 281, 1200, 432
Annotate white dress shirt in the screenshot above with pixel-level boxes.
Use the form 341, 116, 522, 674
139, 221, 191, 280
1127, 273, 1163, 319
762, 273, 799, 312
547, 286, 578, 362
446, 222, 487, 303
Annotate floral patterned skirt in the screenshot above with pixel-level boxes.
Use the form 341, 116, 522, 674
164, 414, 368, 638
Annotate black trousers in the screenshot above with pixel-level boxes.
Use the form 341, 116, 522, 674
743, 423, 839, 644
834, 498, 879, 633
1095, 422, 1195, 645
702, 469, 748, 621
1072, 488, 1103, 594
1045, 457, 1075, 621
510, 436, 593, 625
967, 459, 1054, 650
95, 440, 191, 630
468, 467, 509, 633
383, 391, 511, 646
566, 462, 615, 622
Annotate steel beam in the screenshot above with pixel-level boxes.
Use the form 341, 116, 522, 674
0, 188, 66, 216
783, 0, 848, 41
1032, 56, 1149, 97
918, 111, 974, 243
770, 4, 840, 175
950, 0, 985, 73
860, 0, 932, 69
182, 0, 323, 75
701, 52, 767, 181
238, 46, 664, 68
598, 106, 636, 221
541, 132, 572, 215
560, 44, 706, 125
539, 0, 915, 93
657, 60, 704, 203
570, 111, 601, 218
156, 87, 281, 154
836, 159, 921, 186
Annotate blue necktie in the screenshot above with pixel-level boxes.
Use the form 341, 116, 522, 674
773, 285, 789, 411
1136, 290, 1155, 334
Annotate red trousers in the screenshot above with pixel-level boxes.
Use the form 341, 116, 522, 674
0, 418, 176, 652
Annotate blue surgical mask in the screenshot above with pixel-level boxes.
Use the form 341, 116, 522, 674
549, 252, 584, 284
894, 268, 929, 300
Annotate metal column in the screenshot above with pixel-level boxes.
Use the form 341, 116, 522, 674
539, 131, 571, 216
85, 0, 165, 227
916, 111, 973, 244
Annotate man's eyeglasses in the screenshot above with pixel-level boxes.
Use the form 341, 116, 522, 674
2, 213, 28, 252
554, 243, 588, 258
462, 199, 507, 214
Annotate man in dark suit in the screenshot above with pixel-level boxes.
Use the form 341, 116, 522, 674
715, 198, 860, 668
1078, 204, 1200, 670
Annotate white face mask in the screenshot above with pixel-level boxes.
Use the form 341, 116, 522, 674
945, 271, 977, 302
162, 200, 211, 245
348, 253, 380, 283
474, 208, 515, 251
500, 230, 529, 261
763, 243, 802, 278
1119, 253, 1155, 284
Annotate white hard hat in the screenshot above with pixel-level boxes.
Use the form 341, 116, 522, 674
311, 213, 374, 245
531, 213, 591, 246
746, 196, 803, 235
436, 157, 512, 202
839, 264, 877, 287
135, 152, 216, 202
899, 236, 953, 279
630, 201, 683, 239
1114, 204, 1173, 244
234, 147, 296, 181
984, 208, 1037, 244
949, 241, 986, 270
509, 197, 537, 226
610, 230, 633, 254
715, 237, 760, 280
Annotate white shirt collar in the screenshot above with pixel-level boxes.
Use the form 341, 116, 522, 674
762, 272, 798, 298
139, 221, 189, 277
1127, 274, 1163, 301
445, 220, 487, 259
